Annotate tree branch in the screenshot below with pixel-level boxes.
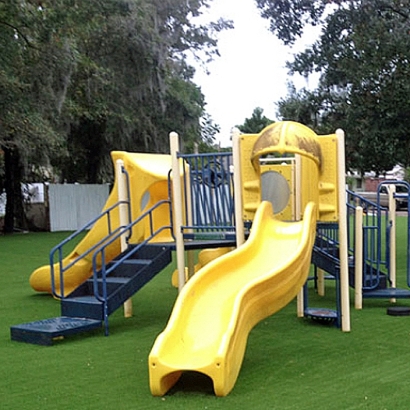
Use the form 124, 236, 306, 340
378, 3, 409, 20
0, 20, 38, 49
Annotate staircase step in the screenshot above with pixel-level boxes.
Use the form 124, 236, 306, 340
111, 259, 151, 277
304, 307, 338, 325
10, 317, 101, 346
61, 296, 103, 320
99, 276, 130, 283
85, 276, 130, 294
122, 259, 151, 264
12, 244, 172, 345
363, 288, 410, 298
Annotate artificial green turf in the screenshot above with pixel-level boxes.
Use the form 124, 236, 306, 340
2, 222, 410, 409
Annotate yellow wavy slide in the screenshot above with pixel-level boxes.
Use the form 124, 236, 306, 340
149, 200, 317, 396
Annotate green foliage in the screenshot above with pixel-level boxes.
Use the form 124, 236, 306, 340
276, 85, 323, 130
257, 0, 410, 174
0, 0, 232, 230
255, 0, 326, 45
237, 107, 274, 134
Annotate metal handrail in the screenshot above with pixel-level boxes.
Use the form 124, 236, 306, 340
313, 190, 392, 291
49, 199, 130, 299
346, 189, 390, 290
91, 199, 172, 301
90, 199, 172, 335
375, 180, 410, 287
122, 166, 133, 242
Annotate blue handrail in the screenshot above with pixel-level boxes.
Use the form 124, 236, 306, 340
346, 189, 391, 290
122, 166, 133, 242
91, 199, 172, 335
49, 198, 130, 299
375, 180, 410, 287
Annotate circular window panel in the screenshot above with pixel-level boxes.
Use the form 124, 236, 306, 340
140, 190, 150, 211
261, 171, 290, 214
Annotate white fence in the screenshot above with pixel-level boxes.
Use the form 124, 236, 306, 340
48, 184, 110, 232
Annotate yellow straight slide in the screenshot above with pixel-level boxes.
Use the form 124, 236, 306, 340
149, 201, 317, 396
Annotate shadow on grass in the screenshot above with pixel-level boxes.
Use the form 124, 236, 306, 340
168, 371, 214, 396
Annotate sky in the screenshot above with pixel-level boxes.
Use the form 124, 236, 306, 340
191, 0, 321, 147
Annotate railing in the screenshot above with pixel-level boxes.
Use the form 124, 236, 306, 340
313, 190, 391, 290
346, 189, 390, 290
49, 199, 131, 299
49, 166, 133, 299
375, 181, 410, 288
314, 222, 340, 263
91, 199, 172, 334
179, 152, 235, 239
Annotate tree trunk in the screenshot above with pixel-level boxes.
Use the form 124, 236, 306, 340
3, 146, 26, 234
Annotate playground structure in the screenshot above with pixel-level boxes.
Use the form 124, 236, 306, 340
9, 121, 410, 396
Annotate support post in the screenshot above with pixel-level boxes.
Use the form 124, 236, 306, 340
170, 132, 186, 292
387, 184, 396, 303
116, 159, 132, 318
295, 155, 304, 316
317, 268, 325, 296
232, 129, 245, 247
186, 166, 195, 279
336, 129, 351, 332
297, 288, 304, 318
355, 206, 363, 310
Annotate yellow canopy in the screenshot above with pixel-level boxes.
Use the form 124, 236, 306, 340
251, 121, 322, 171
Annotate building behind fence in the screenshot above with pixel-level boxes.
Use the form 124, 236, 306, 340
1, 183, 110, 232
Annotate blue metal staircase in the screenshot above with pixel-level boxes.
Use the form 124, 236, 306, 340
10, 243, 172, 345
61, 243, 172, 320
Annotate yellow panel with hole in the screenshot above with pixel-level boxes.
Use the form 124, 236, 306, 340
251, 122, 322, 222
239, 122, 339, 223
260, 163, 294, 220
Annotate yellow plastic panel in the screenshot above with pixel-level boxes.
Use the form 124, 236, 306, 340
317, 135, 339, 222
251, 122, 322, 172
149, 201, 317, 396
261, 163, 294, 220
239, 134, 260, 220
299, 155, 320, 220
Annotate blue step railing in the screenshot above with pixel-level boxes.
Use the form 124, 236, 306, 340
49, 166, 133, 299
375, 181, 410, 288
91, 198, 173, 335
346, 189, 390, 290
49, 199, 131, 299
314, 190, 391, 290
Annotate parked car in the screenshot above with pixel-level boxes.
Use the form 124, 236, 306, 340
358, 183, 408, 209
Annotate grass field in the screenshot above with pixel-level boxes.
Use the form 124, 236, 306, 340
2, 221, 410, 410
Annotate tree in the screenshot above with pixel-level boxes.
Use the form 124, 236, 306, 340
276, 85, 323, 130
255, 0, 410, 174
237, 107, 274, 134
0, 0, 232, 232
0, 1, 66, 232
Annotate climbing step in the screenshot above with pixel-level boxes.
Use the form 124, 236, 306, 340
10, 317, 101, 346
10, 244, 173, 345
363, 288, 410, 299
61, 296, 104, 320
387, 306, 410, 316
304, 307, 338, 325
